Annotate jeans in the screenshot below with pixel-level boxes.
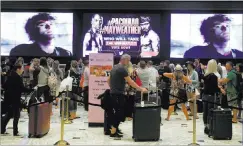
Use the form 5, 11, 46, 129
107, 94, 125, 129
202, 94, 214, 125
1, 105, 20, 134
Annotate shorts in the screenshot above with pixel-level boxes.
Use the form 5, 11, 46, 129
227, 93, 238, 107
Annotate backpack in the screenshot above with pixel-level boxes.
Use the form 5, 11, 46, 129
233, 72, 243, 99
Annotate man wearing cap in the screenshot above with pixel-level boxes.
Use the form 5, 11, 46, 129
140, 16, 160, 57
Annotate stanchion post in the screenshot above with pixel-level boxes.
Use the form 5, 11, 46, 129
54, 93, 70, 146
188, 99, 199, 146
64, 86, 72, 124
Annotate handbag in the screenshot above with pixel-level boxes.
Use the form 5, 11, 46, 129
59, 70, 73, 92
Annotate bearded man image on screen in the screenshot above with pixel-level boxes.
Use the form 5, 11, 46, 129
10, 13, 72, 57
184, 14, 243, 59
83, 14, 103, 57
140, 16, 160, 57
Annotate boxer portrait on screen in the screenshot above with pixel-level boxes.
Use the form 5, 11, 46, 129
140, 16, 160, 57
184, 14, 243, 59
10, 13, 72, 57
83, 14, 103, 57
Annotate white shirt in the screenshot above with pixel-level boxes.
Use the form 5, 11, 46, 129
221, 66, 227, 79
83, 66, 90, 87
136, 68, 150, 89
147, 66, 159, 90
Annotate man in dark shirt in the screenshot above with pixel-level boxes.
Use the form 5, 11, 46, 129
158, 60, 171, 110
184, 14, 243, 59
1, 64, 33, 136
10, 13, 72, 57
107, 54, 147, 139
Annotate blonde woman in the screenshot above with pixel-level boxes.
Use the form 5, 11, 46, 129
51, 60, 63, 108
163, 64, 192, 121
203, 59, 224, 134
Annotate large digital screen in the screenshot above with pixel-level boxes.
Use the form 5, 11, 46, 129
170, 14, 243, 59
1, 12, 73, 57
82, 13, 161, 58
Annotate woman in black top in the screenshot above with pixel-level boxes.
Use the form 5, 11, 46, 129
203, 59, 225, 134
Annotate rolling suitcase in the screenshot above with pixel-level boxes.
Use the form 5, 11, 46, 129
208, 94, 232, 140
133, 88, 161, 142
28, 89, 51, 138
28, 102, 51, 138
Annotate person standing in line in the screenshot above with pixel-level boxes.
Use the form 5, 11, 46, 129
186, 61, 199, 119
202, 59, 224, 134
29, 58, 40, 88
219, 61, 239, 123
147, 61, 159, 91
83, 60, 90, 111
107, 54, 147, 139
37, 57, 51, 102
65, 60, 81, 120
1, 64, 33, 136
163, 64, 192, 121
50, 60, 64, 109
235, 63, 243, 119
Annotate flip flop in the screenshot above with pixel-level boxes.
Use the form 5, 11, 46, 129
73, 116, 81, 119
232, 121, 238, 124
165, 118, 169, 121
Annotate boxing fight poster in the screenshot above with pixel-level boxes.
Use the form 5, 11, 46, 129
82, 13, 161, 58
88, 53, 113, 125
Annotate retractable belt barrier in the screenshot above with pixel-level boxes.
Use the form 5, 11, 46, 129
12, 87, 243, 111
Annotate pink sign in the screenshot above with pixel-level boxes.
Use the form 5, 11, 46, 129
88, 53, 113, 125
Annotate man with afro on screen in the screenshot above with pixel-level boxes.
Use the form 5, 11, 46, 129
184, 14, 243, 59
10, 13, 72, 57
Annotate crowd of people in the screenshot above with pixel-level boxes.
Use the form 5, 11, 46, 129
1, 55, 243, 141
1, 57, 90, 136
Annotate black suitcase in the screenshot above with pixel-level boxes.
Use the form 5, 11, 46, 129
208, 94, 232, 140
133, 89, 161, 142
208, 108, 232, 140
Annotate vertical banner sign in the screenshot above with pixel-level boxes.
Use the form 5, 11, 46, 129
88, 53, 113, 125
